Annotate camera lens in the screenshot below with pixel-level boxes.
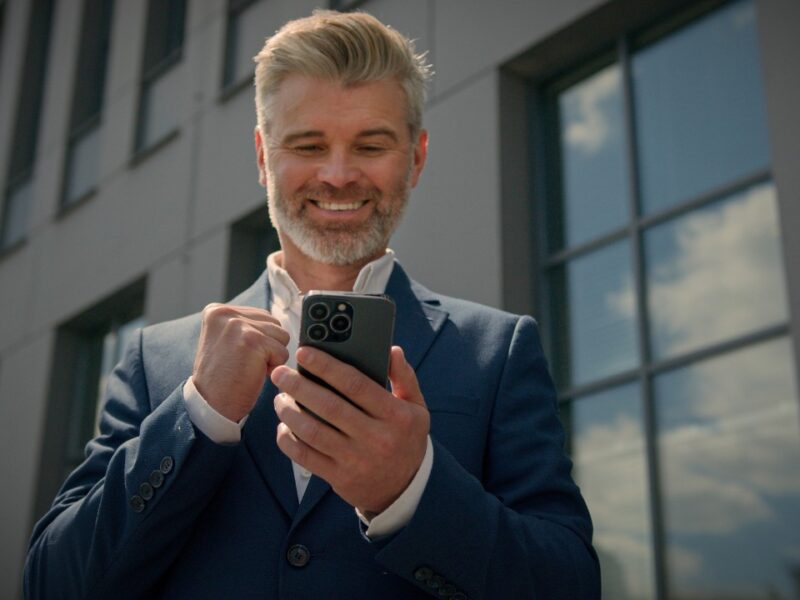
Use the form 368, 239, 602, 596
307, 323, 328, 341
329, 314, 351, 333
308, 302, 329, 321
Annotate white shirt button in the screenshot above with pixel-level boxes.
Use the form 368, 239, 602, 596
300, 468, 312, 479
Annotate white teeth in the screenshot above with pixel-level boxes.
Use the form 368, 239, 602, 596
315, 201, 366, 211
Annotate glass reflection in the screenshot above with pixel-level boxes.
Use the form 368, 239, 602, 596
65, 125, 101, 205
645, 182, 788, 360
655, 338, 800, 599
550, 240, 638, 387
226, 1, 266, 87
140, 67, 182, 150
554, 63, 629, 250
633, 0, 770, 214
568, 383, 654, 599
2, 178, 32, 247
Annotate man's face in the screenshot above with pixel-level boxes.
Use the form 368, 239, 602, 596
255, 75, 427, 266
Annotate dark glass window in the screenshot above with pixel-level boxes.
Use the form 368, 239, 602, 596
1, 0, 55, 249
539, 1, 798, 598
221, 0, 263, 93
134, 0, 187, 154
329, 0, 366, 11
226, 206, 280, 298
34, 280, 146, 521
62, 0, 115, 207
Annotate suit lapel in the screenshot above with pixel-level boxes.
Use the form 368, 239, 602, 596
232, 271, 300, 518
385, 263, 449, 371
290, 262, 449, 526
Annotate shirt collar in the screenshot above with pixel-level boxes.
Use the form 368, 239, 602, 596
266, 249, 396, 310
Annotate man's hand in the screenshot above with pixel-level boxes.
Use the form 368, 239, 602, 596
271, 346, 429, 516
193, 303, 290, 422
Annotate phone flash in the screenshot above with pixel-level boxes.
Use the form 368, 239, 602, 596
337, 303, 346, 312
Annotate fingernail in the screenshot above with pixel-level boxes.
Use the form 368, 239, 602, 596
296, 346, 313, 364
272, 368, 287, 386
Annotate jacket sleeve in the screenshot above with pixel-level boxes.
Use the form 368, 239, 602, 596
23, 329, 240, 600
371, 316, 601, 599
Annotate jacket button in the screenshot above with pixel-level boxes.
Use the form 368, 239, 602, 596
160, 456, 174, 474
438, 583, 457, 597
138, 482, 154, 500
149, 469, 165, 488
286, 544, 311, 567
414, 566, 433, 582
130, 495, 145, 513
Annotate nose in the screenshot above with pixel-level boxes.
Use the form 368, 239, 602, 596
316, 150, 360, 188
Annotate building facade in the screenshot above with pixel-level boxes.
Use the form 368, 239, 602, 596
1, 0, 798, 598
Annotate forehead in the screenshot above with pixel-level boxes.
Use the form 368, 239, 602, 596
267, 75, 410, 140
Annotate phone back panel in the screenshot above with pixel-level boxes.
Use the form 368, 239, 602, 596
299, 293, 396, 389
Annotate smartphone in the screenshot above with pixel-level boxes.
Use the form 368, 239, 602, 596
298, 292, 396, 399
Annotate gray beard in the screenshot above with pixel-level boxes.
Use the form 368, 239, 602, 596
266, 179, 410, 267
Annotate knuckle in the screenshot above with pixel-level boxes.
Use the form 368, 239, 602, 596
202, 303, 231, 322
343, 372, 367, 398
321, 392, 345, 422
301, 418, 321, 446
240, 326, 263, 348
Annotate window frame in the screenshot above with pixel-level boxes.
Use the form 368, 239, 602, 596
529, 2, 791, 598
131, 0, 187, 162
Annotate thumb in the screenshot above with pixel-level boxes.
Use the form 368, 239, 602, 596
388, 346, 426, 407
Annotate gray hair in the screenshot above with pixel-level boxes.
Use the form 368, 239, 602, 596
254, 10, 432, 140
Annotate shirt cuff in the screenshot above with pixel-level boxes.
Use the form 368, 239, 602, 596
183, 377, 248, 444
357, 436, 434, 538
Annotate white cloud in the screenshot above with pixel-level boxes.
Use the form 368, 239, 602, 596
647, 183, 788, 359
563, 67, 621, 156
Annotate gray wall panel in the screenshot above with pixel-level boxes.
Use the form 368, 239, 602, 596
0, 333, 54, 600
393, 71, 502, 308
756, 0, 800, 389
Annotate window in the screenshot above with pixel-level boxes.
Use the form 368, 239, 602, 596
539, 1, 799, 598
61, 0, 115, 208
221, 0, 264, 95
226, 206, 279, 299
329, 0, 366, 10
134, 0, 186, 155
34, 279, 146, 521
1, 0, 54, 250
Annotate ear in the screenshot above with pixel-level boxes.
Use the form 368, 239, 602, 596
254, 127, 267, 188
409, 129, 428, 188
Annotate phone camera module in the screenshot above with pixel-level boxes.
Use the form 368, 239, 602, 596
329, 314, 352, 333
308, 302, 330, 321
307, 323, 329, 341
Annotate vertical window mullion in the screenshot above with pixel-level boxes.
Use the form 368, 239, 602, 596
619, 35, 667, 600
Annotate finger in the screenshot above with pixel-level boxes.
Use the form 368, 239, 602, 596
203, 303, 282, 325
388, 346, 426, 407
294, 347, 392, 418
263, 337, 290, 371
273, 392, 348, 456
275, 422, 336, 480
271, 366, 370, 435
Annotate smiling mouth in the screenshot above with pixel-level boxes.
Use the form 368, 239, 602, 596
311, 200, 368, 211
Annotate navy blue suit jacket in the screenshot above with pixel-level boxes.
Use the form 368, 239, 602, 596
25, 263, 599, 599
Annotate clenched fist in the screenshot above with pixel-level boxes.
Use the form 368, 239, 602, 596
192, 303, 290, 422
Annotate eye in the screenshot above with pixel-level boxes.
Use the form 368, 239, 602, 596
293, 144, 325, 156
358, 145, 385, 155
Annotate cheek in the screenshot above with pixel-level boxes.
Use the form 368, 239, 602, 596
272, 159, 312, 192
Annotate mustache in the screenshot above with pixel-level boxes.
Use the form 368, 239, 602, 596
297, 183, 380, 202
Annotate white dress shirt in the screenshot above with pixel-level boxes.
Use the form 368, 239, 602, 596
183, 249, 433, 537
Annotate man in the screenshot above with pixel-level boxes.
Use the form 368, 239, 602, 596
25, 10, 599, 599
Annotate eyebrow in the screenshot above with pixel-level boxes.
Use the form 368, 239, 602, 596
280, 127, 399, 146
356, 128, 399, 142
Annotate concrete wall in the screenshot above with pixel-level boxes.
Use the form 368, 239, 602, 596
1, 0, 798, 597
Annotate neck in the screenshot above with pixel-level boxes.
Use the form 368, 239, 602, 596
276, 235, 385, 293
